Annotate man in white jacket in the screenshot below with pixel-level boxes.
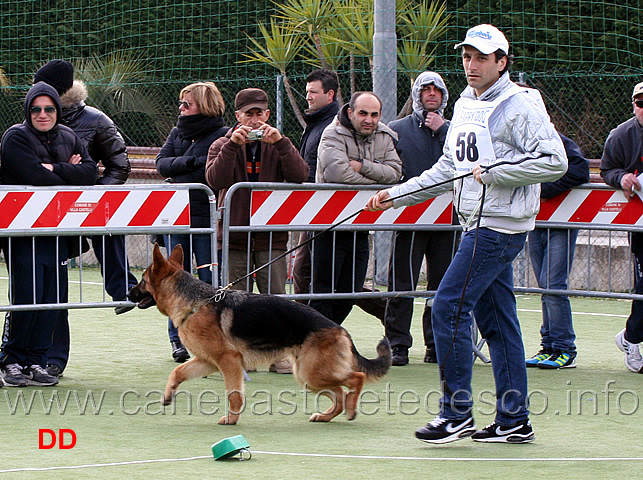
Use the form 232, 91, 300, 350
367, 25, 567, 445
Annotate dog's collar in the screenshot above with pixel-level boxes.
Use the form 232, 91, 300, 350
176, 288, 227, 326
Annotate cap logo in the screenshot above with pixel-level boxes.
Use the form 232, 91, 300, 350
468, 30, 492, 40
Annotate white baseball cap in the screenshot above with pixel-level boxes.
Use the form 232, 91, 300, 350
454, 24, 509, 55
632, 81, 643, 100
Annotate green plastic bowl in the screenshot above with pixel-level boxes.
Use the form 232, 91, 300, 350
211, 435, 251, 461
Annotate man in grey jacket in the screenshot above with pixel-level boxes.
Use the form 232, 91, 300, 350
367, 25, 567, 444
386, 71, 456, 366
310, 91, 402, 324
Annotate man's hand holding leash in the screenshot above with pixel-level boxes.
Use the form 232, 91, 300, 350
366, 190, 393, 212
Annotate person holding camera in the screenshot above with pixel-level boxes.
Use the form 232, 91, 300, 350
206, 88, 308, 374
206, 87, 308, 294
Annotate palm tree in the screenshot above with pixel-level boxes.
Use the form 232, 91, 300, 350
241, 20, 308, 127
74, 52, 175, 144
273, 0, 335, 70
0, 66, 10, 88
242, 0, 451, 119
396, 1, 451, 116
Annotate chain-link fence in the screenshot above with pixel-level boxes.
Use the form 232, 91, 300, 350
0, 0, 640, 283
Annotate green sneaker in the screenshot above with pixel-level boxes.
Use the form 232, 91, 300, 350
537, 351, 577, 369
525, 350, 552, 368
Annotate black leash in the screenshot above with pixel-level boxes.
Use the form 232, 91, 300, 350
217, 170, 477, 295
438, 183, 486, 402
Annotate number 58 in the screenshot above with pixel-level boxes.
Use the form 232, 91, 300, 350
455, 132, 479, 162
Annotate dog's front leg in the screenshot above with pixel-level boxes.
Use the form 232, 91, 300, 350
217, 352, 245, 425
163, 358, 217, 405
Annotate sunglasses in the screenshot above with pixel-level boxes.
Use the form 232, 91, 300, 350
29, 106, 56, 115
178, 100, 192, 109
635, 100, 643, 108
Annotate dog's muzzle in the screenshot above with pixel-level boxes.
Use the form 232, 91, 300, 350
127, 284, 157, 309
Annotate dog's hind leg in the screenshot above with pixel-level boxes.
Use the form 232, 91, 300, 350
343, 372, 366, 421
217, 351, 245, 425
163, 358, 217, 406
309, 386, 345, 422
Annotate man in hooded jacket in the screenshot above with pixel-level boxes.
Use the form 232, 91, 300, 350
0, 81, 97, 387
385, 72, 457, 366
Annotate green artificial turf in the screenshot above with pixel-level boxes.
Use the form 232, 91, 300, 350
0, 270, 641, 479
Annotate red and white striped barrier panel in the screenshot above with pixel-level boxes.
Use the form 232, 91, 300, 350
0, 188, 190, 231
251, 189, 454, 226
250, 187, 643, 228
537, 188, 643, 226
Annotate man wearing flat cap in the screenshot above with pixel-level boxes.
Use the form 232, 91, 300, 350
367, 24, 567, 445
206, 88, 308, 297
600, 80, 643, 375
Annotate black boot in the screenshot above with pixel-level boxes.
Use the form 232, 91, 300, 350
424, 347, 437, 364
391, 346, 409, 366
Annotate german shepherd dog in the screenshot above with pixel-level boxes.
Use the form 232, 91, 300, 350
128, 244, 391, 425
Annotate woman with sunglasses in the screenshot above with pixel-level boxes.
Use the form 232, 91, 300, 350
0, 81, 97, 387
155, 82, 229, 363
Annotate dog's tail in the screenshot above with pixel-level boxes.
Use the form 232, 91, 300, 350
353, 337, 392, 381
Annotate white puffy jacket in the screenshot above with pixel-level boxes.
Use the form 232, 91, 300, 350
389, 73, 568, 233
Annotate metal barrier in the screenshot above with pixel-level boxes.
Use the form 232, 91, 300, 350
0, 183, 218, 312
220, 181, 643, 303
3, 180, 640, 313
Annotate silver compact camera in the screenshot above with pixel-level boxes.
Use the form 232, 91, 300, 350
247, 129, 264, 141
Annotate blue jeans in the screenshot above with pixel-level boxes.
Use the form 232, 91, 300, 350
528, 228, 578, 352
166, 230, 214, 343
432, 228, 529, 425
91, 234, 138, 301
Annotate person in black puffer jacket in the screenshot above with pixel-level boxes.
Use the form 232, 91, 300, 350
32, 60, 138, 379
156, 82, 229, 363
0, 81, 97, 387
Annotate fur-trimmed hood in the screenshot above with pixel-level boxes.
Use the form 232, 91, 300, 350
59, 80, 88, 109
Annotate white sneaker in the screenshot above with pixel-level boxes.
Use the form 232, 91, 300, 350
615, 329, 643, 373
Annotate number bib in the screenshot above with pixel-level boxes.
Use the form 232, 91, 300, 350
448, 86, 524, 173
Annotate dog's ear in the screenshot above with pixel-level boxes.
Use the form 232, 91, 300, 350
151, 243, 169, 272
168, 244, 184, 266
150, 242, 172, 281
152, 243, 166, 265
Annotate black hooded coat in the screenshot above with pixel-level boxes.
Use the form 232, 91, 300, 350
0, 81, 97, 186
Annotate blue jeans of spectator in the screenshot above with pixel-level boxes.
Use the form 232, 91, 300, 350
432, 228, 529, 425
528, 228, 578, 353
165, 228, 214, 343
91, 234, 138, 301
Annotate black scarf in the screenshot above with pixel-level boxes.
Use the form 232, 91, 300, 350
176, 114, 224, 141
